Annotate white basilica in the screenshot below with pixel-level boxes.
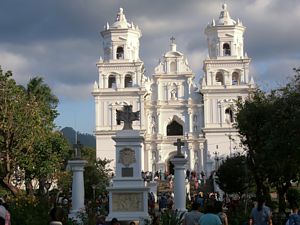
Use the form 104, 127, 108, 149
92, 5, 255, 175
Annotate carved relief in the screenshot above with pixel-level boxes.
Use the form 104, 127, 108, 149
112, 193, 143, 212
119, 148, 136, 166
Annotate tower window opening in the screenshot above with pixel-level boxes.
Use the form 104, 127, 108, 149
223, 43, 231, 56
232, 72, 240, 85
124, 75, 133, 87
216, 72, 224, 85
108, 75, 116, 88
116, 47, 124, 59
225, 108, 234, 123
167, 120, 183, 136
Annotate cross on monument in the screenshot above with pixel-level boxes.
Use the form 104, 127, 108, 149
173, 138, 185, 158
73, 140, 82, 159
116, 105, 140, 130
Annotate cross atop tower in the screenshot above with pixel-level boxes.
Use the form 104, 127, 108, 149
116, 105, 140, 130
170, 36, 177, 51
173, 138, 185, 158
170, 36, 176, 43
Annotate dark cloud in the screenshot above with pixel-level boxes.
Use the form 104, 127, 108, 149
0, 0, 299, 132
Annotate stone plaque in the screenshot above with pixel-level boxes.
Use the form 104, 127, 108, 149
112, 193, 143, 212
122, 167, 133, 177
119, 148, 136, 166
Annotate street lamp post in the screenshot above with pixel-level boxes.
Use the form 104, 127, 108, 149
214, 151, 219, 171
45, 181, 51, 200
91, 184, 97, 201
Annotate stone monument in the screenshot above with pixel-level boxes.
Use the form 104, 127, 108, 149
68, 141, 87, 222
107, 105, 150, 224
171, 138, 188, 212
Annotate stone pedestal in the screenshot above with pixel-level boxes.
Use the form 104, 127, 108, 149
171, 157, 188, 212
68, 160, 87, 221
107, 130, 150, 224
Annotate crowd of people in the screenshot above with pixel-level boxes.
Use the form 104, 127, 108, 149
0, 197, 10, 225
156, 191, 228, 225
44, 172, 300, 225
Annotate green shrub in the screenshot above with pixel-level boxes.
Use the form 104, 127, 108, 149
10, 194, 51, 225
286, 188, 300, 208
160, 210, 184, 225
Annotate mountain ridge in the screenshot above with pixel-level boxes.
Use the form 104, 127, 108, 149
61, 127, 96, 149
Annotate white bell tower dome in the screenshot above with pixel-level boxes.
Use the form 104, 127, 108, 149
101, 8, 141, 62
205, 3, 245, 59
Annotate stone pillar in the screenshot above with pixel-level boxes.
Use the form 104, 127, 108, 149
189, 111, 193, 133
68, 160, 87, 221
171, 157, 188, 212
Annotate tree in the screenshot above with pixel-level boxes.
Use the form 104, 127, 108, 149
216, 154, 252, 196
0, 68, 47, 194
20, 77, 68, 195
236, 70, 300, 212
236, 90, 272, 200
81, 146, 112, 200
0, 68, 69, 195
26, 77, 59, 122
263, 73, 300, 212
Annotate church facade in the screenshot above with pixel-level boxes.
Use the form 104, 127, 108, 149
92, 5, 255, 175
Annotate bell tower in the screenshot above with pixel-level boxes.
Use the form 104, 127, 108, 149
101, 8, 141, 63
92, 8, 147, 169
206, 4, 245, 60
200, 4, 255, 164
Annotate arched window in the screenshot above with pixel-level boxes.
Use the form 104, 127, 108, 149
170, 61, 176, 72
216, 72, 224, 85
223, 43, 231, 56
116, 47, 124, 59
232, 72, 239, 85
167, 120, 183, 136
225, 108, 234, 123
124, 75, 132, 87
108, 75, 116, 88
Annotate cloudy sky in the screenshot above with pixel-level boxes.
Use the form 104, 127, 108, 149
1, 0, 299, 134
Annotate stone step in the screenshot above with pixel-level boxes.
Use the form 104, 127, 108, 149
156, 178, 214, 197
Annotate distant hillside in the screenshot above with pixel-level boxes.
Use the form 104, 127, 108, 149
61, 127, 96, 149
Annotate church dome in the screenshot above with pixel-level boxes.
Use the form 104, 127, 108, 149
164, 42, 183, 58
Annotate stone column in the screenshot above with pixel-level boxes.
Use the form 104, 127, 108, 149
171, 157, 188, 212
68, 160, 87, 221
102, 75, 107, 88
188, 111, 193, 133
